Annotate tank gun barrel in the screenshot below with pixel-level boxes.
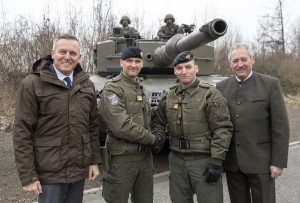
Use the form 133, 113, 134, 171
152, 18, 227, 67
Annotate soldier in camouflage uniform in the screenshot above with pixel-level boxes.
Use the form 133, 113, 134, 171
99, 46, 164, 203
152, 51, 233, 203
120, 16, 141, 39
157, 14, 183, 40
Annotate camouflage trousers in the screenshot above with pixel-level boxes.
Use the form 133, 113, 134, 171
102, 151, 153, 203
169, 151, 223, 203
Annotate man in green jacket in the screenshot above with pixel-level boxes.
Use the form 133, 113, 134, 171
216, 43, 290, 203
119, 15, 141, 39
157, 14, 183, 40
13, 34, 101, 202
152, 51, 233, 203
99, 46, 163, 203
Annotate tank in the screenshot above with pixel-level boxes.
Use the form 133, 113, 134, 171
92, 18, 228, 106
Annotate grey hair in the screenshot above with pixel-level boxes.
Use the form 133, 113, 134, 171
228, 43, 254, 61
52, 34, 80, 51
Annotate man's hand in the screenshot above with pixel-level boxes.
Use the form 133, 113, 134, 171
151, 134, 165, 154
89, 164, 100, 181
270, 165, 283, 178
22, 180, 42, 197
203, 163, 222, 183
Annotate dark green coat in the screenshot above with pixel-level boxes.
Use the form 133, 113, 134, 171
216, 72, 290, 173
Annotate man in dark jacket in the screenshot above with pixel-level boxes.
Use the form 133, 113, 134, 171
13, 34, 101, 203
216, 43, 290, 203
152, 51, 233, 203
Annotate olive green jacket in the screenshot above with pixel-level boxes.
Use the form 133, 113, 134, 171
153, 79, 233, 166
99, 72, 155, 156
216, 72, 290, 173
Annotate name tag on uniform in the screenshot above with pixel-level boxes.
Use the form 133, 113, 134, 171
137, 96, 143, 101
173, 103, 179, 109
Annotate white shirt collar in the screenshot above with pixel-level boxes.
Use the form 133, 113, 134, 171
52, 65, 74, 83
235, 71, 253, 82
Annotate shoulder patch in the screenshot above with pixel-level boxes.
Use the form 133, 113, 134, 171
107, 94, 119, 105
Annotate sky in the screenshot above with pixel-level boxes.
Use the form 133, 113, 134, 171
1, 0, 299, 40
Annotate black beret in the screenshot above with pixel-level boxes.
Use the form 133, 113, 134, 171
121, 46, 143, 60
173, 51, 194, 67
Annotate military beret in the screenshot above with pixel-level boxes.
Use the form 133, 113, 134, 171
121, 46, 143, 60
173, 51, 194, 67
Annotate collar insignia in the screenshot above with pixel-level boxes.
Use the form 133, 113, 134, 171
137, 95, 143, 101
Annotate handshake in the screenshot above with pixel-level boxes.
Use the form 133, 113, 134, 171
151, 134, 165, 154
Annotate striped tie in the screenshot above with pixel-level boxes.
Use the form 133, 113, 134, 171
64, 77, 72, 89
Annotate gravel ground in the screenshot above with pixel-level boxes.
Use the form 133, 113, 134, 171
0, 108, 299, 203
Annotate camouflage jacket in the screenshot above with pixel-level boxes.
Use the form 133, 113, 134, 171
157, 24, 183, 39
122, 26, 140, 38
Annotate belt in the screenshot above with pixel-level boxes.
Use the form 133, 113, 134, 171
170, 137, 208, 150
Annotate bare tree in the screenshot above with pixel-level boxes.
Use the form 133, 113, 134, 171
290, 17, 300, 59
131, 14, 150, 39
258, 0, 286, 55
84, 0, 115, 73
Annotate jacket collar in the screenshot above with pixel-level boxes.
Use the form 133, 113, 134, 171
175, 79, 200, 95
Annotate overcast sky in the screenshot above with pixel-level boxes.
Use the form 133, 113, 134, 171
1, 0, 299, 40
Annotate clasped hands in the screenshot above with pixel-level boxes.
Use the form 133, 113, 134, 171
151, 134, 165, 154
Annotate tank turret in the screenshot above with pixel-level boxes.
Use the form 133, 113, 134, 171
92, 18, 228, 105
94, 18, 227, 76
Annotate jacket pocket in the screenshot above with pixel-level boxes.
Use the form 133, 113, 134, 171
34, 137, 62, 172
102, 167, 122, 200
36, 88, 67, 115
250, 98, 268, 112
